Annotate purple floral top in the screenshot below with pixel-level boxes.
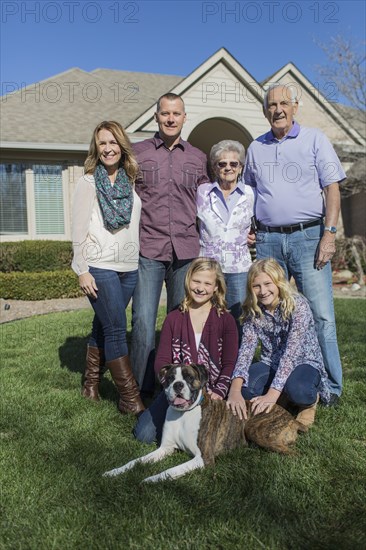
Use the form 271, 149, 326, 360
233, 294, 330, 403
196, 180, 254, 273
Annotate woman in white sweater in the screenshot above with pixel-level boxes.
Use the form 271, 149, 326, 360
72, 121, 144, 415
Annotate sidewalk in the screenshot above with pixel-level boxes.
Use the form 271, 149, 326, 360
0, 284, 364, 325
0, 287, 168, 325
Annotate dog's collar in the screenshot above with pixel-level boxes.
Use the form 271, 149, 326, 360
184, 389, 204, 411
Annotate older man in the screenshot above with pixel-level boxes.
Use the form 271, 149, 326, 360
244, 83, 346, 405
131, 93, 208, 399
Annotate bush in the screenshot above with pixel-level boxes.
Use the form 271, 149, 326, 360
0, 241, 72, 273
333, 236, 366, 285
0, 270, 82, 300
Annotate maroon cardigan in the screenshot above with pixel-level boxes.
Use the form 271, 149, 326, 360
154, 308, 238, 398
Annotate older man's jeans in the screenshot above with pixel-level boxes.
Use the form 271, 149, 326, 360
130, 255, 191, 393
87, 267, 138, 362
255, 224, 342, 396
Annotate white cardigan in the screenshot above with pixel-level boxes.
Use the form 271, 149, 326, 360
71, 174, 141, 275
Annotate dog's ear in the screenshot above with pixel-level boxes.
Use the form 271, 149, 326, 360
158, 364, 174, 387
191, 363, 209, 386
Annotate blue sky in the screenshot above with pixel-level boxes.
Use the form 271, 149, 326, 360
1, 0, 365, 102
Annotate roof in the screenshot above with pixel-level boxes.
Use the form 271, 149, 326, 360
334, 104, 366, 138
0, 68, 182, 145
1, 54, 364, 149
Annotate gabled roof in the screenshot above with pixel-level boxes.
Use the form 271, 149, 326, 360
334, 104, 366, 139
1, 51, 364, 151
0, 68, 182, 145
126, 47, 264, 133
262, 62, 365, 146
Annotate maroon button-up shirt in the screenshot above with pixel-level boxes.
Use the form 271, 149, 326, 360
133, 134, 209, 261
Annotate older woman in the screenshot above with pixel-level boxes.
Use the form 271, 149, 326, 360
72, 120, 144, 415
196, 140, 254, 329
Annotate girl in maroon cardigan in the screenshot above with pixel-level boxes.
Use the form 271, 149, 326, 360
133, 258, 239, 443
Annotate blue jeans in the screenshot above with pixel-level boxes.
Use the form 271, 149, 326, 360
130, 255, 191, 392
224, 271, 248, 338
242, 361, 321, 406
133, 390, 168, 444
256, 224, 342, 396
87, 267, 138, 362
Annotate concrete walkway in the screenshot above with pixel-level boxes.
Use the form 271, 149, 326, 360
0, 284, 364, 325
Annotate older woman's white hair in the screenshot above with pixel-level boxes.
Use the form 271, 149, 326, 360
210, 140, 245, 168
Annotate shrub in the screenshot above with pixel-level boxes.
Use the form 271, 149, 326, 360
333, 236, 366, 285
0, 270, 82, 300
0, 241, 72, 273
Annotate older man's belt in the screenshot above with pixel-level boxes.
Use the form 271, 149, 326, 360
257, 218, 323, 234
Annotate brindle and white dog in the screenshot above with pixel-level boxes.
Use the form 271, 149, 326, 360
103, 364, 306, 483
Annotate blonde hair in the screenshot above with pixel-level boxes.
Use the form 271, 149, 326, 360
242, 259, 298, 321
84, 120, 139, 182
181, 258, 227, 315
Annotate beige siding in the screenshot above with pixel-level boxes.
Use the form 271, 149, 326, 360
141, 63, 269, 140
278, 75, 354, 143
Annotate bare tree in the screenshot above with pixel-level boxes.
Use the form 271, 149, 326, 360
316, 36, 366, 285
316, 34, 365, 199
316, 35, 366, 111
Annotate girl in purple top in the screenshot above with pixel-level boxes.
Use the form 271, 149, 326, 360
134, 258, 238, 443
227, 259, 330, 427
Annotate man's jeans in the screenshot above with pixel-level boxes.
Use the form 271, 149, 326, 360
88, 267, 138, 362
256, 224, 342, 396
130, 255, 191, 392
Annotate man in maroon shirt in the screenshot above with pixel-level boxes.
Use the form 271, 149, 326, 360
130, 93, 209, 399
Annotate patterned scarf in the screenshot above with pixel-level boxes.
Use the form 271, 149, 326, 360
94, 163, 133, 231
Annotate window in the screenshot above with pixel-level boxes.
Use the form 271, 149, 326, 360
0, 163, 28, 234
0, 163, 66, 238
34, 165, 64, 235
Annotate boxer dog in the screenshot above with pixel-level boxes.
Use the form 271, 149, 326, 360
103, 364, 306, 483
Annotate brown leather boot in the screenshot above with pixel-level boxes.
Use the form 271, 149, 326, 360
107, 356, 145, 415
82, 345, 104, 401
296, 395, 319, 427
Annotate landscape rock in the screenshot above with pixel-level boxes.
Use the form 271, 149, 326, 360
332, 270, 354, 283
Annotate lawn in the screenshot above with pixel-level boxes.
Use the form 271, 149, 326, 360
1, 299, 365, 550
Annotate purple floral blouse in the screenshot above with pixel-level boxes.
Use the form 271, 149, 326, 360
233, 294, 330, 403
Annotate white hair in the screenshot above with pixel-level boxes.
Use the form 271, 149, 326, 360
263, 83, 298, 109
210, 140, 245, 167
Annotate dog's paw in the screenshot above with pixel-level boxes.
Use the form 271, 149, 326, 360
102, 468, 123, 478
102, 470, 114, 478
142, 472, 171, 483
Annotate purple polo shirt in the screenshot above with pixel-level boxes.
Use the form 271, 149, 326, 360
133, 134, 208, 261
244, 122, 346, 226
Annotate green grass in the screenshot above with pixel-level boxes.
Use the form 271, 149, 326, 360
1, 300, 365, 550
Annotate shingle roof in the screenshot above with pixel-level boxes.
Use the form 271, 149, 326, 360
0, 68, 183, 144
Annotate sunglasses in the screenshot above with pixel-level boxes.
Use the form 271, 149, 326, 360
217, 161, 240, 169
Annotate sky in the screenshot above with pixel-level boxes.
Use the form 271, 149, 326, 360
1, 0, 365, 103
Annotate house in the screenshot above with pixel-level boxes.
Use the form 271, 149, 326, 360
1, 48, 365, 241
